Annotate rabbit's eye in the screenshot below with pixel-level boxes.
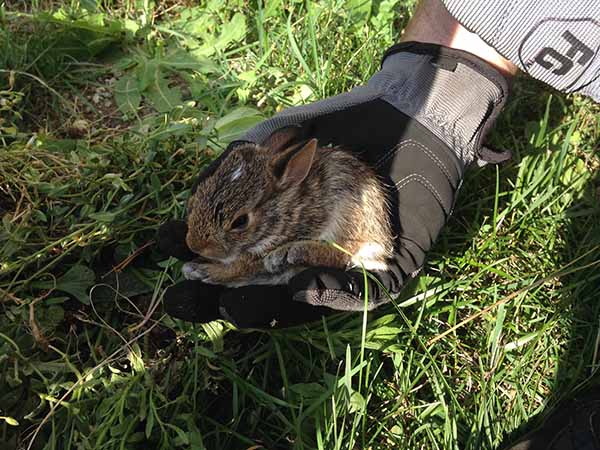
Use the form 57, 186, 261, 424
230, 214, 249, 231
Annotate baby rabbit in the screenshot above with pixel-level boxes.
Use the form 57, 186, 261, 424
183, 127, 394, 287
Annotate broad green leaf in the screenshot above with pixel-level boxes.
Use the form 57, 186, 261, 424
34, 264, 96, 305
172, 7, 213, 38
114, 75, 141, 116
160, 50, 218, 73
193, 13, 246, 57
181, 73, 211, 99
289, 382, 326, 402
37, 305, 65, 331
127, 432, 145, 443
80, 0, 98, 11
144, 76, 182, 113
145, 122, 193, 141
1, 126, 17, 135
88, 211, 117, 222
346, 0, 372, 27
264, 0, 284, 18
348, 391, 366, 414
217, 13, 246, 47
168, 424, 190, 446
122, 18, 140, 35
201, 322, 225, 353
136, 58, 159, 91
206, 0, 225, 12
237, 70, 257, 84
214, 107, 263, 143
89, 268, 153, 304
102, 173, 132, 192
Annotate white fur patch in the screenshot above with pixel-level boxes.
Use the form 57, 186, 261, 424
350, 242, 388, 271
351, 260, 389, 271
354, 242, 385, 259
231, 165, 244, 181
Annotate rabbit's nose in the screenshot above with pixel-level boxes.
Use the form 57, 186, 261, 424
186, 236, 213, 255
195, 243, 222, 261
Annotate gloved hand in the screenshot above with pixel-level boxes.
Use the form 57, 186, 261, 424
158, 220, 330, 328
162, 42, 509, 327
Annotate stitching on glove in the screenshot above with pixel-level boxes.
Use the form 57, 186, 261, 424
375, 139, 452, 182
373, 140, 405, 169
395, 173, 447, 215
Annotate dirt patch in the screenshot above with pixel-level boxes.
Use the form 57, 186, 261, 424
0, 191, 15, 216
20, 73, 135, 142
63, 75, 133, 139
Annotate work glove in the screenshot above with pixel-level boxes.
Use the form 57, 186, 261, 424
160, 42, 509, 328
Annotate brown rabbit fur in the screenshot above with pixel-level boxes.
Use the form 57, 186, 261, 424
183, 127, 394, 287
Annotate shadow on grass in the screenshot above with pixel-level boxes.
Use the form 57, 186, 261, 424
436, 76, 600, 449
498, 156, 600, 448
395, 75, 600, 449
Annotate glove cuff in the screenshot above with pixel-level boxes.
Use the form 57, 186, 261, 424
373, 42, 510, 165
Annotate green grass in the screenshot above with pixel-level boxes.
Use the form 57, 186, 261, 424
1, 1, 599, 449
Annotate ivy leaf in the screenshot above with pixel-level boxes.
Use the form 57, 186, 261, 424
114, 75, 141, 116
144, 76, 182, 113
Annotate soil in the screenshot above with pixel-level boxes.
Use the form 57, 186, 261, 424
0, 191, 15, 216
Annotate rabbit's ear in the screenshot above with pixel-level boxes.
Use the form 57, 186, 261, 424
263, 126, 303, 153
271, 139, 317, 187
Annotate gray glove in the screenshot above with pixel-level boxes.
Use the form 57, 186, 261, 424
246, 42, 509, 167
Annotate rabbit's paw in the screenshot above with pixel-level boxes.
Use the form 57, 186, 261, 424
182, 261, 223, 284
264, 244, 309, 273
264, 246, 290, 273
286, 245, 310, 265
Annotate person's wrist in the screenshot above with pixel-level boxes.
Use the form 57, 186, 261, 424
400, 0, 518, 79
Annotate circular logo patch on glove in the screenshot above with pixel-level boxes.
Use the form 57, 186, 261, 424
519, 18, 600, 93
